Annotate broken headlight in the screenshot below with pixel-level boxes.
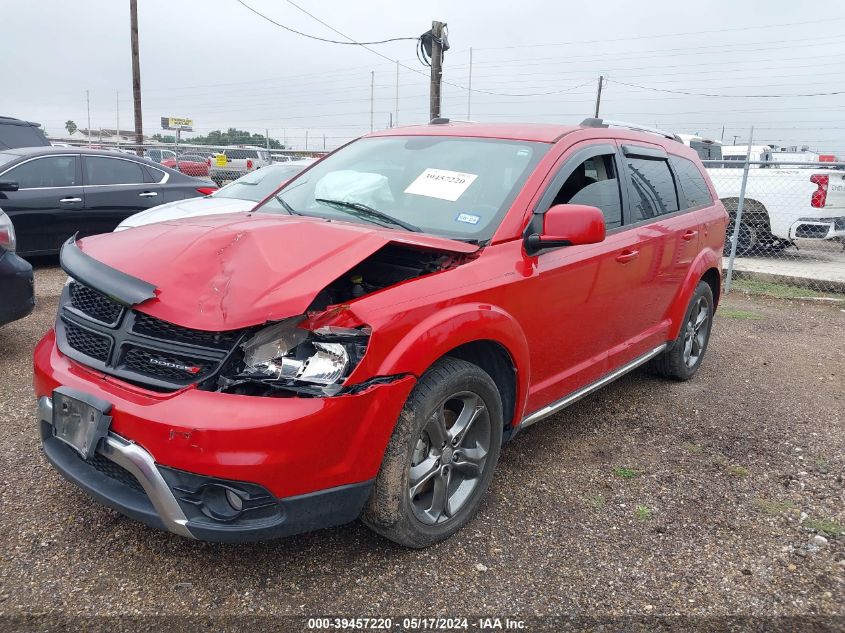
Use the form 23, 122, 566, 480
234, 317, 370, 394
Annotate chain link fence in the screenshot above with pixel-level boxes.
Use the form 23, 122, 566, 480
703, 158, 845, 299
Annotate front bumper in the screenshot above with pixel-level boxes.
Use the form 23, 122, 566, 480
34, 330, 417, 541
0, 249, 35, 327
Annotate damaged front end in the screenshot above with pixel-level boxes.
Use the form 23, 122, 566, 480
57, 236, 469, 398
216, 319, 372, 397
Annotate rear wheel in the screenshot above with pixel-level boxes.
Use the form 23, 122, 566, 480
362, 358, 503, 548
648, 281, 714, 381
724, 217, 757, 256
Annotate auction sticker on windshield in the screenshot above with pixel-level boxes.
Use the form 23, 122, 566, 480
404, 168, 478, 202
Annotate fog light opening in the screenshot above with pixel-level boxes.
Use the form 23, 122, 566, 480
225, 488, 244, 512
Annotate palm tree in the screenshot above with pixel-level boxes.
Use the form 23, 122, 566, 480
65, 120, 77, 135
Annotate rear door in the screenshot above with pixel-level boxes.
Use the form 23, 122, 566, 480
82, 155, 161, 234
0, 154, 84, 255
605, 142, 700, 369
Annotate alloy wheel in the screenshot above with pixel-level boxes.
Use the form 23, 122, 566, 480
408, 391, 492, 525
683, 295, 711, 367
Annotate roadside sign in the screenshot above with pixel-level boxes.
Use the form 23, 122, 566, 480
160, 116, 193, 131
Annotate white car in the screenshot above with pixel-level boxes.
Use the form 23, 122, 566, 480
114, 161, 310, 231
208, 146, 273, 186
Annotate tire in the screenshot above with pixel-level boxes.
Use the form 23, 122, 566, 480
724, 217, 757, 256
362, 357, 503, 548
648, 281, 714, 381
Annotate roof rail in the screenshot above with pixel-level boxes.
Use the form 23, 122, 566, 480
580, 118, 682, 142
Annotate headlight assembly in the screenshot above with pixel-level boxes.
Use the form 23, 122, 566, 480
234, 317, 370, 395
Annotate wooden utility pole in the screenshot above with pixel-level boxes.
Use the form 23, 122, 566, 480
429, 21, 445, 120
130, 0, 144, 155
593, 75, 604, 118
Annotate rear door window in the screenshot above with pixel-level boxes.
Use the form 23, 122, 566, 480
670, 155, 713, 209
3, 156, 79, 188
624, 156, 679, 222
84, 156, 147, 185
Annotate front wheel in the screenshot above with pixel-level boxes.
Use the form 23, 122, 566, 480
362, 358, 503, 548
648, 281, 714, 381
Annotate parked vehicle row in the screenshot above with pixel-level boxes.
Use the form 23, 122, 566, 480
0, 147, 215, 256
209, 146, 273, 186
34, 118, 727, 546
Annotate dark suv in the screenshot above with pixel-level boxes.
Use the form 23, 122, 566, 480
0, 116, 50, 150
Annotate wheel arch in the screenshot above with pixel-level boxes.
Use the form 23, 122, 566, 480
720, 196, 771, 229
667, 250, 723, 340
370, 303, 530, 436
442, 340, 518, 438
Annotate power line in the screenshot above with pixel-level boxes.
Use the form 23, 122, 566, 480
234, 0, 417, 45
608, 78, 845, 98
470, 16, 845, 51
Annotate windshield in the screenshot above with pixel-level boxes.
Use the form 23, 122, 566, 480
255, 136, 548, 241
213, 163, 307, 201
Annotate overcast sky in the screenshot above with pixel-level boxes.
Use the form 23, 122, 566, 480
3, 0, 844, 153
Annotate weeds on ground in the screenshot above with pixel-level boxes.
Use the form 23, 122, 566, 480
814, 458, 831, 474
634, 505, 653, 521
752, 498, 798, 516
680, 442, 704, 454
732, 278, 844, 303
804, 517, 844, 537
718, 308, 764, 320
584, 494, 606, 510
726, 465, 750, 477
613, 467, 641, 479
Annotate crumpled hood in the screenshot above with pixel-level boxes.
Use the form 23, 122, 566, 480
76, 213, 478, 331
116, 196, 255, 230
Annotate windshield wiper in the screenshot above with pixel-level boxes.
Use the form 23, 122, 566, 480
273, 194, 302, 216
314, 198, 420, 232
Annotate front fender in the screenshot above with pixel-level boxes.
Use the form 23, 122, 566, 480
666, 247, 722, 340
369, 303, 531, 421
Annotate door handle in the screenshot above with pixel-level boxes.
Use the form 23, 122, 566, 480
59, 197, 82, 203
682, 229, 698, 241
615, 249, 639, 263
139, 191, 158, 198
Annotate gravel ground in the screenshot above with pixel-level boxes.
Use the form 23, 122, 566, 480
0, 264, 842, 627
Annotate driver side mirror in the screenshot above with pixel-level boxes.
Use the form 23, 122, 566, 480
0, 180, 19, 192
525, 203, 606, 253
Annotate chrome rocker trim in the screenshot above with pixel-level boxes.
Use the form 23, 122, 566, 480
520, 344, 668, 428
38, 396, 194, 538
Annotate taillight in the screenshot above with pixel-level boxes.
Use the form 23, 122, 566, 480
196, 187, 217, 196
810, 174, 829, 208
820, 155, 836, 162
246, 159, 253, 170
0, 211, 16, 252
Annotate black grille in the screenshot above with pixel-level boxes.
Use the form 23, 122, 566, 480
133, 312, 239, 350
69, 282, 123, 324
122, 346, 216, 381
58, 280, 242, 391
81, 452, 145, 493
64, 321, 112, 362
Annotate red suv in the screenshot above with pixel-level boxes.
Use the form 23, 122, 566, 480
34, 119, 727, 547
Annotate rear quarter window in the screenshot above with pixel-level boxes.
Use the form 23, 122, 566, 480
670, 155, 713, 209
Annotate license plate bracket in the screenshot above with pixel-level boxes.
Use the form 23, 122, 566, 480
52, 387, 113, 460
